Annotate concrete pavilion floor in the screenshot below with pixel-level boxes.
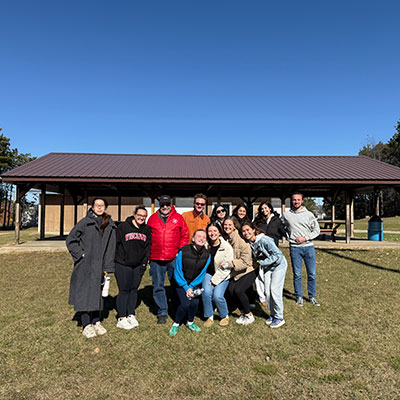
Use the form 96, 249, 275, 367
1, 236, 400, 254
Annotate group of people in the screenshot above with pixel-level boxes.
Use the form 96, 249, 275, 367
66, 192, 321, 338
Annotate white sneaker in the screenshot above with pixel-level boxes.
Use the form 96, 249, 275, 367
236, 314, 246, 325
127, 314, 139, 328
82, 324, 97, 338
241, 314, 255, 325
93, 321, 107, 335
117, 317, 134, 330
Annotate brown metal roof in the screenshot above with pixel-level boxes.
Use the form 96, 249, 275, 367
3, 152, 400, 184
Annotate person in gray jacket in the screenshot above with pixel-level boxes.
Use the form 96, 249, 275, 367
66, 198, 116, 338
242, 222, 288, 328
283, 192, 321, 307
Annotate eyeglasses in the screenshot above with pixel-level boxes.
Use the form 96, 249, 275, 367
216, 209, 226, 214
195, 202, 206, 206
136, 214, 147, 218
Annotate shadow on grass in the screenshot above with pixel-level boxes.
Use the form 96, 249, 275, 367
319, 248, 400, 274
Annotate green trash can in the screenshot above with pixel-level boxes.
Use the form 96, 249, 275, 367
368, 216, 383, 241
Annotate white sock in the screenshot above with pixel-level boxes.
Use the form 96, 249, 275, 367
172, 323, 179, 327
187, 321, 194, 325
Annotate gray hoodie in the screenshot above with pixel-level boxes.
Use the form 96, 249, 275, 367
283, 206, 320, 247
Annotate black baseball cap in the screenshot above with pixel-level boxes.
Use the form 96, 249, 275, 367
159, 195, 171, 205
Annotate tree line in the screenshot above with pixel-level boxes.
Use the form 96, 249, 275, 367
0, 129, 36, 228
324, 120, 400, 219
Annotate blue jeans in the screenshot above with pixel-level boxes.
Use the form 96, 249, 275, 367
258, 258, 287, 320
201, 273, 229, 319
150, 259, 176, 316
290, 245, 317, 299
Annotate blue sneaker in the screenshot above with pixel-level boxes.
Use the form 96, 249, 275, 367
265, 316, 273, 326
270, 318, 285, 329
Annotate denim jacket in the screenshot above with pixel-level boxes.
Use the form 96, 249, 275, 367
250, 234, 283, 270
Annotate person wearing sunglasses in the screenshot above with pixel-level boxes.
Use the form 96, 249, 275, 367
182, 193, 210, 241
147, 195, 189, 324
210, 203, 229, 231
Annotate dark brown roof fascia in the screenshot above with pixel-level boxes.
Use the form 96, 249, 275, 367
3, 176, 400, 186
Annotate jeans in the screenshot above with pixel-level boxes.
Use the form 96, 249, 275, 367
257, 258, 287, 320
201, 273, 229, 319
290, 245, 317, 299
150, 259, 176, 316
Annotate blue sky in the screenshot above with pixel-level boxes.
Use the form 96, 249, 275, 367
1, 0, 399, 158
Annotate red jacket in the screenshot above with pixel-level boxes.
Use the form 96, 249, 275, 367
148, 207, 189, 261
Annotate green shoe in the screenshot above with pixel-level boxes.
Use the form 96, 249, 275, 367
187, 322, 201, 332
169, 325, 180, 337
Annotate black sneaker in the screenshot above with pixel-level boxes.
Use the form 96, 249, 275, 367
296, 297, 304, 306
157, 315, 168, 324
310, 297, 320, 306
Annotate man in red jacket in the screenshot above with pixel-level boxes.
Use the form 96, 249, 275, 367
147, 195, 189, 324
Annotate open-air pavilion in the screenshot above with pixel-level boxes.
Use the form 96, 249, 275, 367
3, 152, 400, 244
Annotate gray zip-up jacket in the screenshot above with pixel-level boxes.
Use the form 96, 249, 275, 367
283, 206, 320, 247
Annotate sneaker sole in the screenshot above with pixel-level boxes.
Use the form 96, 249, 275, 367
265, 319, 273, 326
116, 324, 134, 330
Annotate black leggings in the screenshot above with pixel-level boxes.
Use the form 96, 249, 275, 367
81, 311, 100, 328
228, 270, 257, 314
115, 262, 143, 318
175, 287, 200, 324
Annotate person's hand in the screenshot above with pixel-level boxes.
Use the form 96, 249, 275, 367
295, 236, 307, 244
186, 288, 194, 298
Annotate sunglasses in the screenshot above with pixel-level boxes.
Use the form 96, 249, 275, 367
160, 204, 171, 208
216, 209, 226, 214
195, 202, 206, 206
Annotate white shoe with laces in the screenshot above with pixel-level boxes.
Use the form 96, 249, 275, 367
82, 324, 97, 338
127, 314, 139, 328
117, 317, 134, 330
236, 314, 246, 325
241, 314, 255, 325
93, 321, 107, 335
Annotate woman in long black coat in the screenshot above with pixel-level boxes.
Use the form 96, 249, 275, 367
66, 198, 116, 338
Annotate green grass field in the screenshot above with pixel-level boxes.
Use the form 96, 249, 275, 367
353, 216, 400, 231
1, 249, 399, 399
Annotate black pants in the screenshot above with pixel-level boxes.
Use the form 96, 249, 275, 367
175, 287, 200, 324
115, 262, 143, 318
228, 270, 257, 315
81, 311, 100, 328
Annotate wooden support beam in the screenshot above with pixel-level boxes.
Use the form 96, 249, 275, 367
151, 197, 155, 215
14, 185, 21, 244
83, 186, 88, 216
59, 185, 65, 237
40, 184, 46, 240
281, 196, 287, 215
345, 190, 352, 244
350, 195, 354, 237
118, 192, 122, 221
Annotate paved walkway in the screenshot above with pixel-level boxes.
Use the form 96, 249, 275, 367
1, 237, 400, 254
0, 240, 68, 254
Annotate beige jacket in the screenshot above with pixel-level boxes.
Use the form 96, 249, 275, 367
228, 230, 254, 281
210, 237, 234, 285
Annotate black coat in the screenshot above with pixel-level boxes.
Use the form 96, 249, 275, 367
255, 214, 286, 247
66, 210, 116, 312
